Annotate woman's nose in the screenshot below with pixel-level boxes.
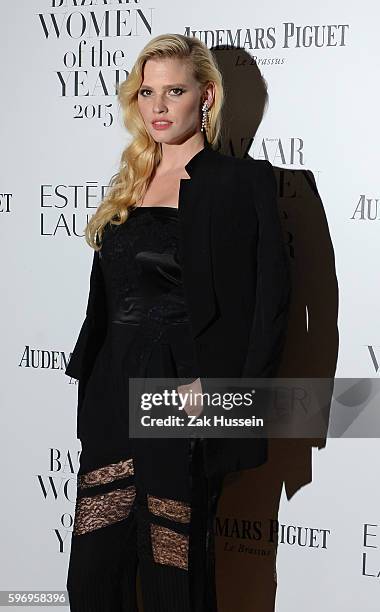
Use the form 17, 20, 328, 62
153, 96, 168, 113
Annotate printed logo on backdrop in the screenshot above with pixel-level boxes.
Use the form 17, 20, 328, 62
227, 136, 322, 199
37, 1, 153, 237
0, 192, 12, 214
246, 136, 322, 268
216, 516, 330, 555
185, 23, 350, 68
251, 137, 305, 166
19, 345, 73, 372
351, 195, 380, 220
367, 347, 379, 374
40, 177, 112, 237
362, 523, 380, 578
37, 0, 153, 128
37, 448, 80, 552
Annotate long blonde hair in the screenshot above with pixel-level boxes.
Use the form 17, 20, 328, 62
85, 33, 224, 250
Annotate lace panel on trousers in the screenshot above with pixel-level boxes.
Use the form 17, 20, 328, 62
150, 523, 189, 570
147, 494, 191, 523
78, 458, 134, 489
73, 486, 136, 536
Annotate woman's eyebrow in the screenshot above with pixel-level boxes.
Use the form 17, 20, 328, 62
140, 83, 188, 89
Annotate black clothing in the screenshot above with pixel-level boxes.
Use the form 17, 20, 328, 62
66, 141, 291, 479
67, 436, 221, 612
66, 206, 223, 611
65, 140, 291, 610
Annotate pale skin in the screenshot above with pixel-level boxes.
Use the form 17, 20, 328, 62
137, 57, 215, 206
136, 57, 214, 416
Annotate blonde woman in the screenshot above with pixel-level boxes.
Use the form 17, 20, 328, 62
65, 33, 290, 611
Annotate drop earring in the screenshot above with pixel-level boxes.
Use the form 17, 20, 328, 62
201, 100, 209, 132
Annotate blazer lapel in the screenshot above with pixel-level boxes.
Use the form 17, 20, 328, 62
178, 142, 218, 339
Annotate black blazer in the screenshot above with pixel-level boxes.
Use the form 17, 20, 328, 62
65, 140, 291, 478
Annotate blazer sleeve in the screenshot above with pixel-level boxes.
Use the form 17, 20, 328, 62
241, 159, 291, 379
65, 249, 108, 383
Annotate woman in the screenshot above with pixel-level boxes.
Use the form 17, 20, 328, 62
65, 33, 290, 611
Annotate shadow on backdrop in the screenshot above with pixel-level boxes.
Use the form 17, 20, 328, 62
209, 44, 339, 612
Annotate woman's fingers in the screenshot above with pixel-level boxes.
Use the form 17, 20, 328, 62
177, 377, 203, 417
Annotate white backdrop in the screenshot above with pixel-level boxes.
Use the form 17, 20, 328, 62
1, 1, 380, 610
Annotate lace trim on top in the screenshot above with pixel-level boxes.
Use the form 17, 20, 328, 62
99, 210, 189, 327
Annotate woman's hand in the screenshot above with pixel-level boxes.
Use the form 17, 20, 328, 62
177, 377, 204, 418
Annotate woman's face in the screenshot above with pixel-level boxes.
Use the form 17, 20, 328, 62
137, 57, 207, 145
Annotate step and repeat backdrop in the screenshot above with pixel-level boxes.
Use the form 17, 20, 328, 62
1, 1, 379, 610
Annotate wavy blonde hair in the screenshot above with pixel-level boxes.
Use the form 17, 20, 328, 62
85, 33, 224, 250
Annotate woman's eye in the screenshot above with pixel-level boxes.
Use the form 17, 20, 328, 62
139, 88, 184, 97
